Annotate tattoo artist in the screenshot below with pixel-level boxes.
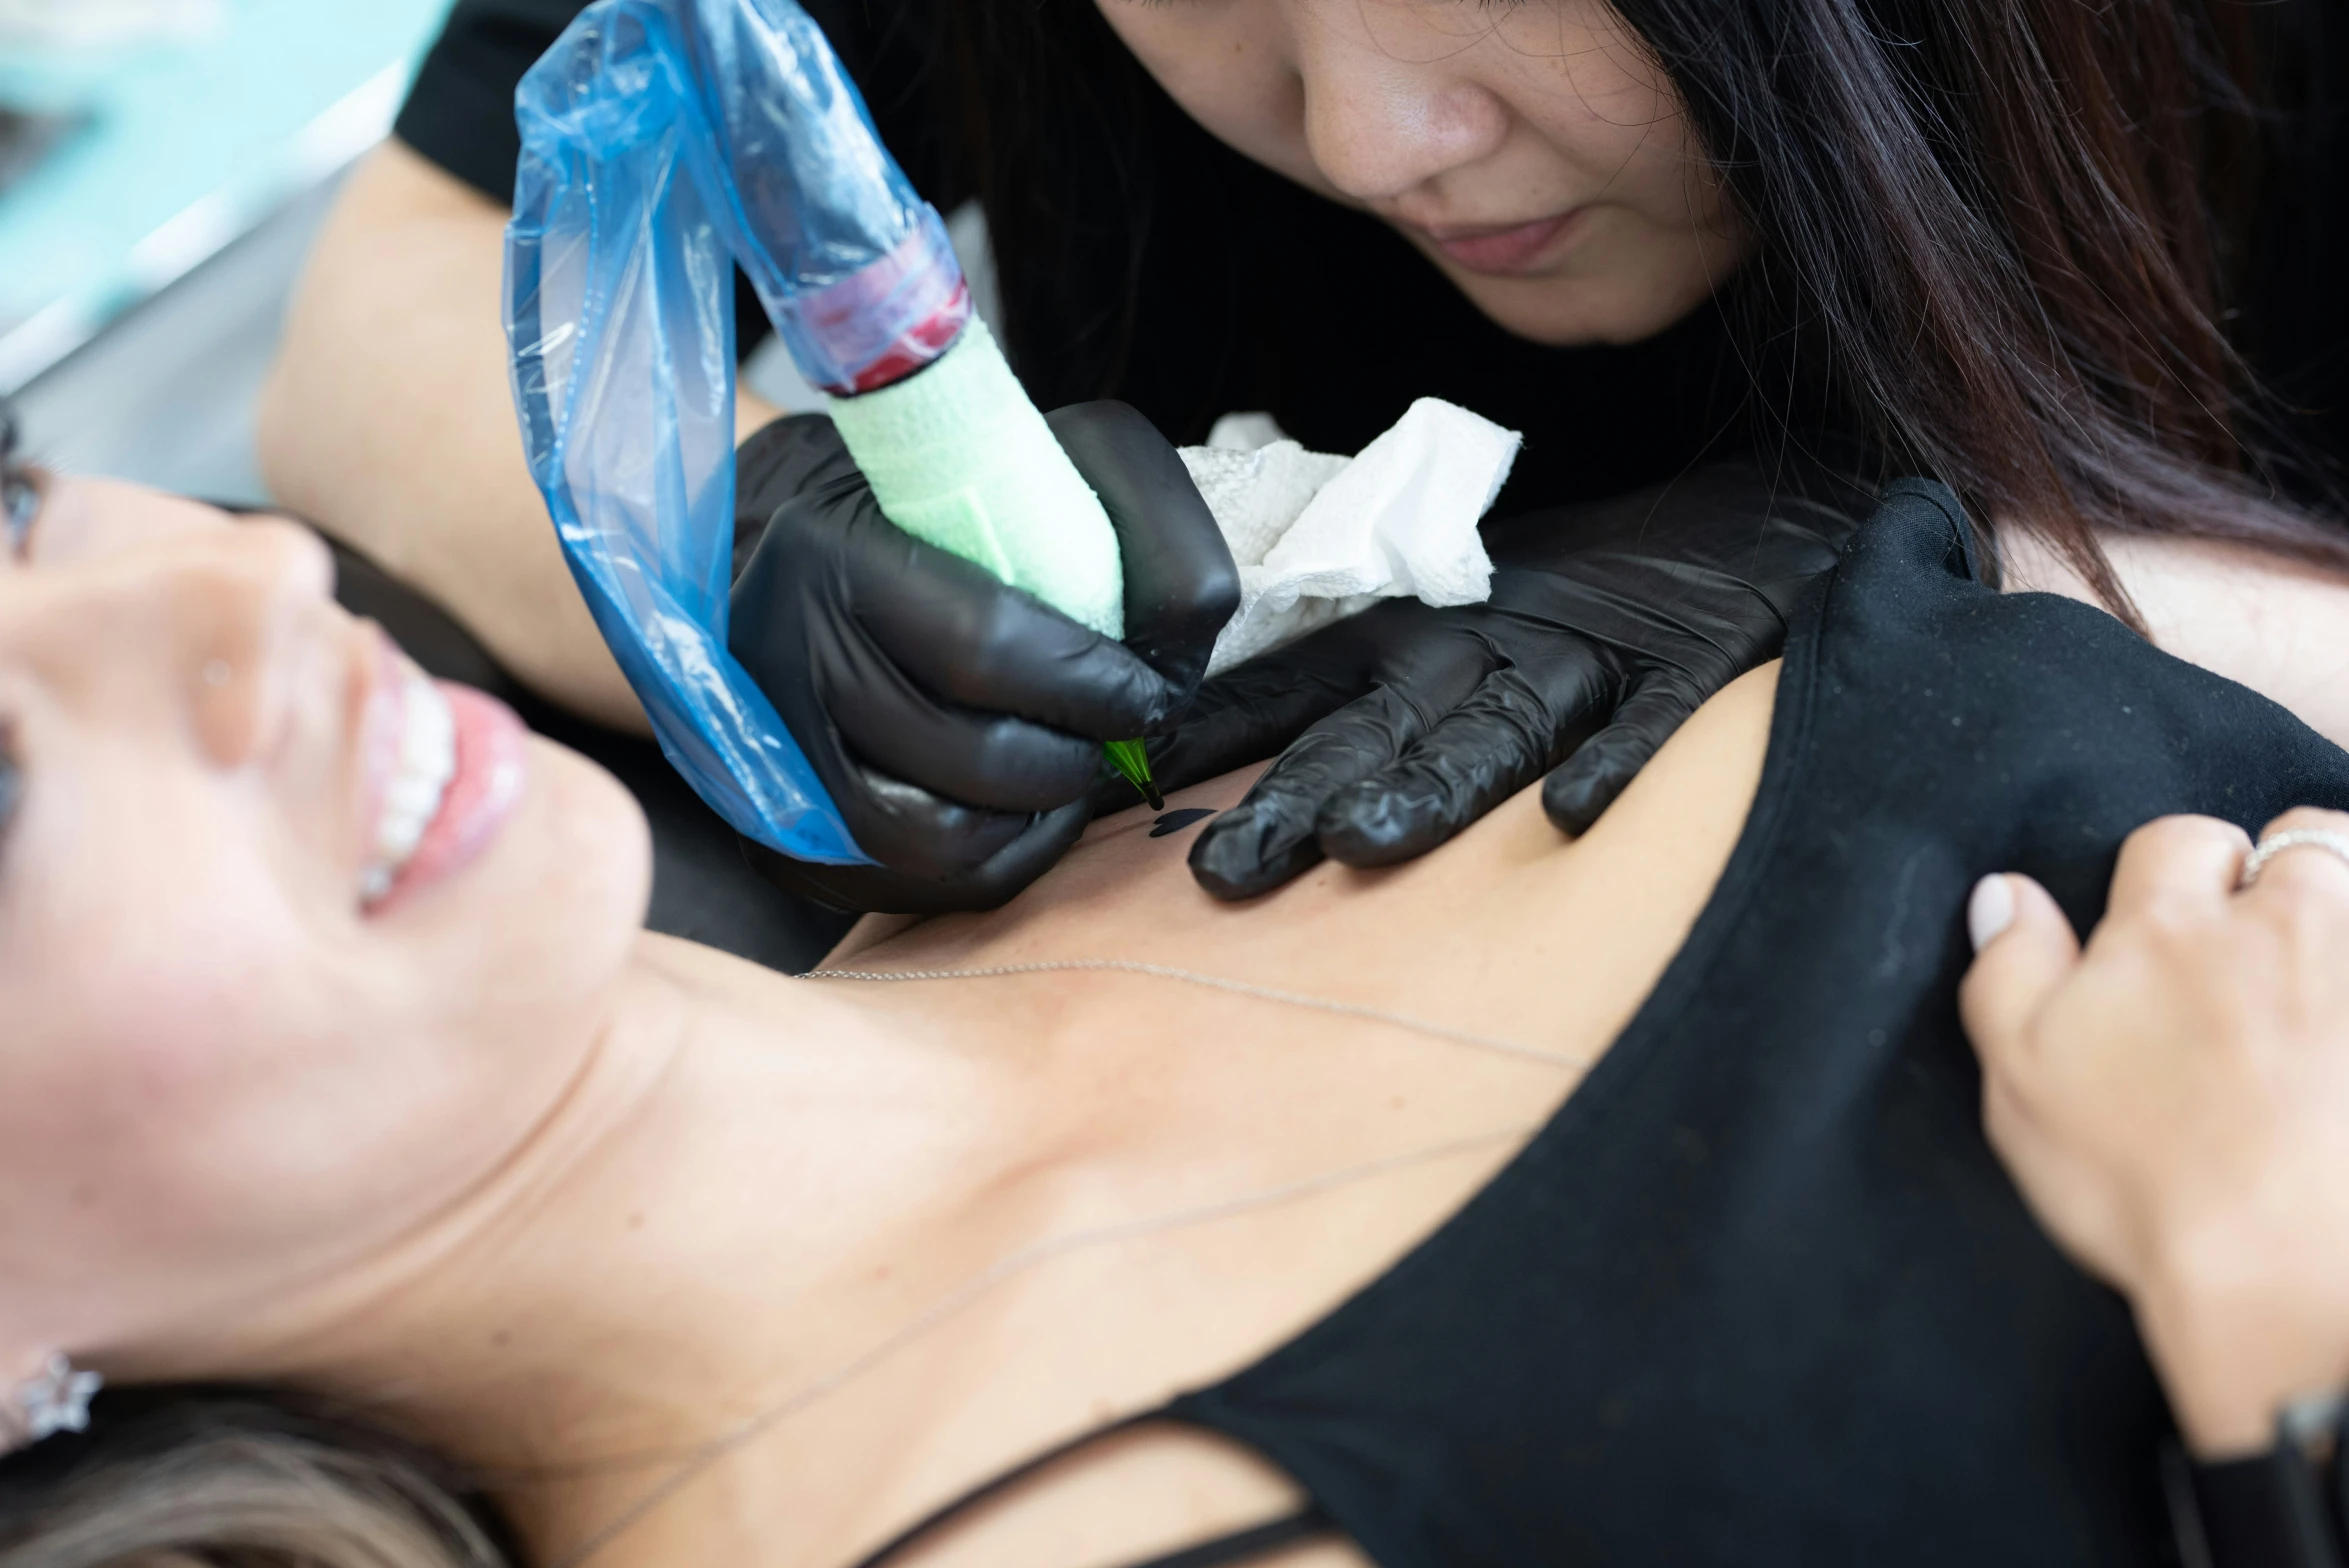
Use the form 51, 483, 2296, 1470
257, 0, 1870, 925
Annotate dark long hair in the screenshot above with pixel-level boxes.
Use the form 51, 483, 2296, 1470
1619, 0, 2348, 604
931, 0, 2349, 610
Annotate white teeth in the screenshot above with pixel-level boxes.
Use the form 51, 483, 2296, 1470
361, 667, 457, 905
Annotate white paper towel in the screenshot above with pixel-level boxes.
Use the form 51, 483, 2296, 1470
1181, 397, 1522, 676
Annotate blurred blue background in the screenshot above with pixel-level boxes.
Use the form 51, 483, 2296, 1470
0, 0, 456, 500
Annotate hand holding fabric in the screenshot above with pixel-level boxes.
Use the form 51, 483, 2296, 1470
1962, 809, 2349, 1457
1112, 462, 1865, 900
729, 405, 1237, 913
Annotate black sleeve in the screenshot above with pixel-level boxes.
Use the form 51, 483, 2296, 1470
2165, 1435, 2349, 1568
391, 0, 943, 207
2242, 0, 2349, 481
393, 0, 589, 204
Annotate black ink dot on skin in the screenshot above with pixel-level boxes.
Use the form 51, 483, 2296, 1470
1150, 808, 1217, 838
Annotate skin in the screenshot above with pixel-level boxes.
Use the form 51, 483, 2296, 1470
255, 0, 1745, 731
0, 478, 1765, 1567
131, 0, 2349, 1529
7, 478, 2349, 1562
0, 478, 647, 1376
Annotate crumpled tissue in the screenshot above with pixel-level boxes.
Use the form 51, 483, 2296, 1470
1179, 397, 1521, 676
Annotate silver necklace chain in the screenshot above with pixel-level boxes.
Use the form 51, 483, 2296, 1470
548, 1122, 1540, 1567
548, 959, 1576, 1565
805, 957, 1591, 1072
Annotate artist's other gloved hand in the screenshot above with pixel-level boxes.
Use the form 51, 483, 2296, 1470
729, 406, 1237, 914
1114, 461, 1865, 901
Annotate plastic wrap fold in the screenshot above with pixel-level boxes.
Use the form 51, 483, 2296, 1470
504, 0, 971, 864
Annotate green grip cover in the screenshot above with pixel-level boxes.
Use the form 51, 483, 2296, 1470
828, 320, 1125, 639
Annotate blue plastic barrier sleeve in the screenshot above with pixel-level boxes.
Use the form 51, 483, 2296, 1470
503, 0, 972, 864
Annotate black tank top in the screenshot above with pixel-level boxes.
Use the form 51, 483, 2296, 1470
856, 481, 2349, 1566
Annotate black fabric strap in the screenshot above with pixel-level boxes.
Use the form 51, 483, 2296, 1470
846, 1411, 1332, 1568
1113, 1507, 1332, 1568
2166, 1432, 2349, 1568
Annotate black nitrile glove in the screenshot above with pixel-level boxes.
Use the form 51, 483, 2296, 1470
728, 404, 1238, 914
1097, 461, 1869, 901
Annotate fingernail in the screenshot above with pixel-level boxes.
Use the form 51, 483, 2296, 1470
1967, 874, 2015, 952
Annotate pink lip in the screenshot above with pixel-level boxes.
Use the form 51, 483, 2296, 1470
370, 682, 530, 916
1418, 210, 1581, 276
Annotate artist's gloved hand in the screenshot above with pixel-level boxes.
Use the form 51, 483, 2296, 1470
1107, 462, 1866, 900
728, 406, 1237, 914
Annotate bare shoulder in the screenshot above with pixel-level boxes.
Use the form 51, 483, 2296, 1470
2002, 529, 2349, 750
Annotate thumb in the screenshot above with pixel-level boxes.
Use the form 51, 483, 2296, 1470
1958, 874, 2082, 1072
1046, 401, 1239, 701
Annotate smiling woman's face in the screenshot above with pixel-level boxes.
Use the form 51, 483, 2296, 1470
0, 477, 649, 1368
1095, 0, 1748, 345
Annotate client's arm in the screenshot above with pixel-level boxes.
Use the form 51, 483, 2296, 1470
256, 142, 781, 733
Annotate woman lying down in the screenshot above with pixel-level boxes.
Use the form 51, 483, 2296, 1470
3, 465, 2348, 1568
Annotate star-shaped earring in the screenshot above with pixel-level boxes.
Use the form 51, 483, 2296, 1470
9, 1354, 102, 1447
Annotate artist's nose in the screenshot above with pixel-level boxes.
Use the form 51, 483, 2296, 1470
1295, 15, 1510, 203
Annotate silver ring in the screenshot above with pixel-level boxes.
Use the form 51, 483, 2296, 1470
2238, 828, 2349, 889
